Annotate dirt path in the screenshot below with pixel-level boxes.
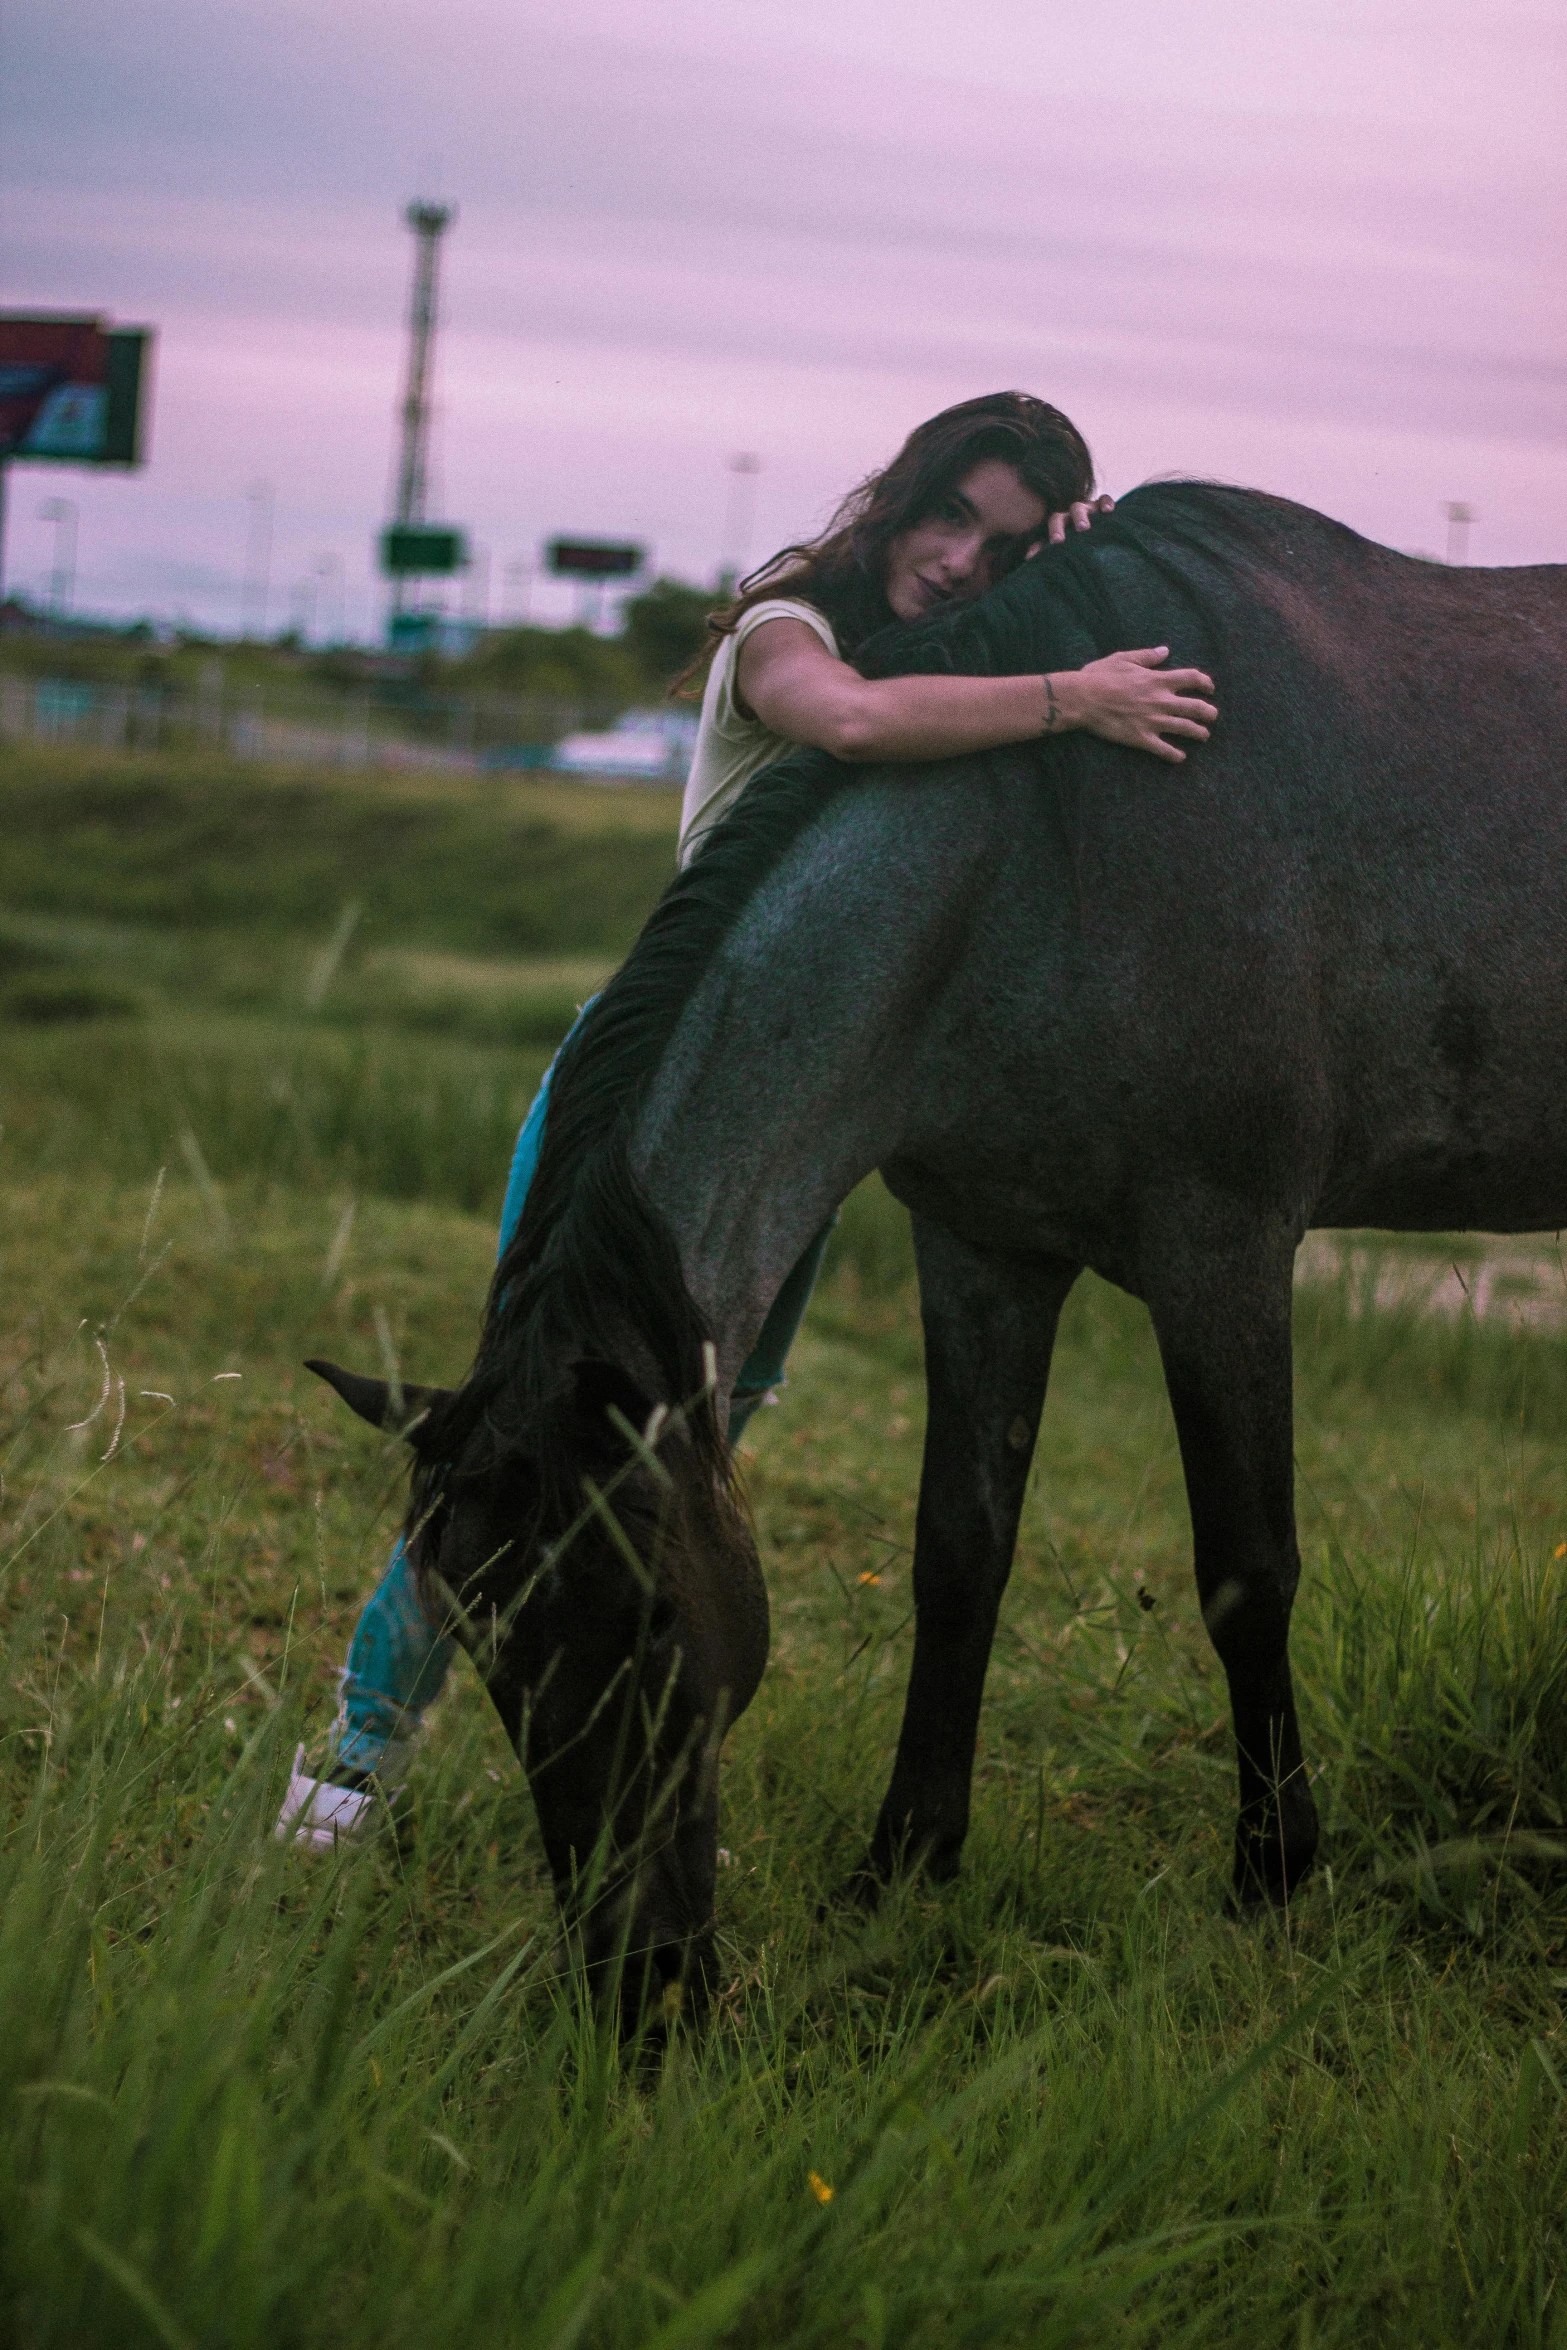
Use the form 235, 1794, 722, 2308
1295, 1230, 1567, 1332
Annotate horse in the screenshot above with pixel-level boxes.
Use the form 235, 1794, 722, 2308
311, 481, 1567, 2015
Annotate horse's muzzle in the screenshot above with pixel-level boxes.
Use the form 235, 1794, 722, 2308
562, 1863, 718, 2033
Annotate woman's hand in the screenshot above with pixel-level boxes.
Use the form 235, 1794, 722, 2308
1050, 646, 1217, 764
1043, 493, 1115, 545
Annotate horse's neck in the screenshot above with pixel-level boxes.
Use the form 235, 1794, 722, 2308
628, 787, 990, 1391
630, 1013, 888, 1399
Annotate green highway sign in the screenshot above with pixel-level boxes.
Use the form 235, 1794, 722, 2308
380, 523, 468, 576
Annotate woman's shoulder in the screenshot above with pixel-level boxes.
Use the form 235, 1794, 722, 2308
697, 599, 835, 753
730, 596, 837, 655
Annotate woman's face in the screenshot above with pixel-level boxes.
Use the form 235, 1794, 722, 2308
883, 457, 1049, 623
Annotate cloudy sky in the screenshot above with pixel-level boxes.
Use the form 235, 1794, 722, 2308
5, 0, 1564, 636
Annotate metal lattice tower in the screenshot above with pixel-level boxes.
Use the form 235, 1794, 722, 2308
391, 201, 454, 609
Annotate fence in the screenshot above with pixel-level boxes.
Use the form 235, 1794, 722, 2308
0, 672, 610, 774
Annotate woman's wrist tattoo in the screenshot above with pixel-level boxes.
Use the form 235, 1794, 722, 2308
1042, 676, 1060, 735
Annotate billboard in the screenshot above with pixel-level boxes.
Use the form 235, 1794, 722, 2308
0, 315, 152, 465
380, 523, 468, 576
547, 538, 644, 579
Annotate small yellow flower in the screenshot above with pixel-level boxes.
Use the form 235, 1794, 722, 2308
807, 2171, 835, 2205
1555, 1543, 1566, 1560
857, 1572, 881, 1588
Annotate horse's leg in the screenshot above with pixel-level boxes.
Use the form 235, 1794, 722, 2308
1141, 1207, 1319, 1907
848, 1217, 1081, 1896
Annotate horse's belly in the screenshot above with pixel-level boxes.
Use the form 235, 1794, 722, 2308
1321, 1151, 1567, 1236
1320, 1072, 1567, 1233
1318, 951, 1567, 1235
881, 1154, 1113, 1267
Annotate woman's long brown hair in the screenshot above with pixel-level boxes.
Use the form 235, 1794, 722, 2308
677, 390, 1095, 690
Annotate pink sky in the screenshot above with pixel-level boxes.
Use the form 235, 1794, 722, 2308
5, 0, 1564, 636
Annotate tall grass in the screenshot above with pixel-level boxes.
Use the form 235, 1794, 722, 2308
1296, 1269, 1567, 1437
8, 748, 1567, 2341
1, 1021, 546, 1216
5, 1180, 1567, 2345
5, 1559, 1567, 2350
1306, 1540, 1567, 1905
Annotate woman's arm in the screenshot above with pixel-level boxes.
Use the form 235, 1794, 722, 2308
737, 621, 1217, 767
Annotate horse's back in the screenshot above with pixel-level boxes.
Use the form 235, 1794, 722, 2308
1100, 520, 1567, 1236
899, 508, 1567, 1251
1221, 527, 1567, 1231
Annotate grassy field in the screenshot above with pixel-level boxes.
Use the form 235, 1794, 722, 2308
5, 747, 1567, 2347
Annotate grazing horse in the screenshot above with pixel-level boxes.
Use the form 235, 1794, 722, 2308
313, 483, 1567, 2011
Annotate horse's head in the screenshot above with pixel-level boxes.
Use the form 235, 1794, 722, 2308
307, 1354, 768, 2022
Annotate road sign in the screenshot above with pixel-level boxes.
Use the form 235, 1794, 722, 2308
546, 538, 644, 580
380, 523, 468, 576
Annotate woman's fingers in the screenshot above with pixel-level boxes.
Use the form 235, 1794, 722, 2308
1123, 649, 1217, 694
1128, 658, 1219, 733
1109, 705, 1214, 755
1044, 499, 1113, 543
1075, 644, 1218, 759
1130, 721, 1206, 750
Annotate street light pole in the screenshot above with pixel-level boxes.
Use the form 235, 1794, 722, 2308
244, 480, 274, 639
503, 557, 533, 624
314, 553, 344, 645
720, 451, 763, 591
464, 541, 490, 630
38, 497, 77, 617
289, 576, 318, 644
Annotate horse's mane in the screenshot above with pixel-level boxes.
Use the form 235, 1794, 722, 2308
410, 481, 1337, 1522
853, 478, 1370, 685
410, 740, 863, 1522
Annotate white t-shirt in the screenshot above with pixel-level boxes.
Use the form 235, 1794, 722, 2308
676, 597, 838, 867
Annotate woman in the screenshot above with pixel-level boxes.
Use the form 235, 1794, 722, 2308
277, 391, 1216, 1847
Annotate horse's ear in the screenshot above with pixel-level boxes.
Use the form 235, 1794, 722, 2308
570, 1359, 654, 1437
305, 1359, 453, 1443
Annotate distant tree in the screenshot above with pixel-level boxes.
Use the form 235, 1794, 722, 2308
310, 648, 375, 692
620, 578, 716, 695
454, 624, 642, 709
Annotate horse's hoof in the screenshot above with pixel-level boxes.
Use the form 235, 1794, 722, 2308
1230, 1817, 1319, 1913
818, 1861, 886, 1920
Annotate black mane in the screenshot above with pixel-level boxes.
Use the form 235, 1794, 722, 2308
855, 478, 1368, 685
411, 738, 861, 1519
411, 481, 1329, 1518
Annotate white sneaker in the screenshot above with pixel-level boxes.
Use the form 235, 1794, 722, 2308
273, 1744, 399, 1851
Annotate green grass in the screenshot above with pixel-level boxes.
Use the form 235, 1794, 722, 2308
5, 747, 1567, 2345
0, 745, 679, 958
0, 746, 678, 1216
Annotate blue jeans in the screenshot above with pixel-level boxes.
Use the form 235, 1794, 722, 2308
331, 1024, 831, 1776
